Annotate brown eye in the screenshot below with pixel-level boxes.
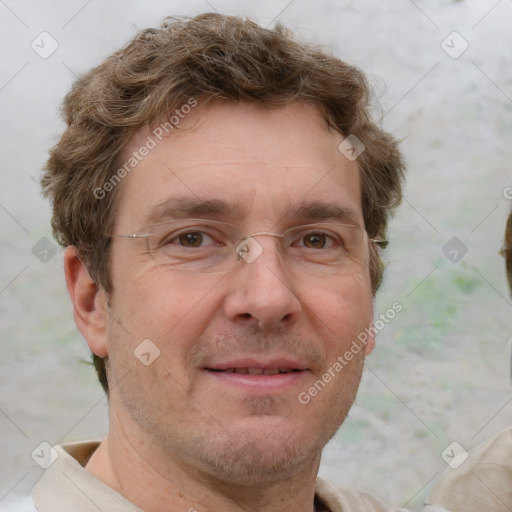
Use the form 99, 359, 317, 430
178, 232, 204, 247
303, 233, 327, 249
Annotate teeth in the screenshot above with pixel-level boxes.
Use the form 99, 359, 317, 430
218, 367, 297, 375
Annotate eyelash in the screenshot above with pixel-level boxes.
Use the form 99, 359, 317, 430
162, 228, 340, 249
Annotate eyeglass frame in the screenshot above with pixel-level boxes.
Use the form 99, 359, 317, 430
106, 218, 388, 272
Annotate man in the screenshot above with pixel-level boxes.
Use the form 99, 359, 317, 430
33, 13, 406, 512
424, 209, 512, 512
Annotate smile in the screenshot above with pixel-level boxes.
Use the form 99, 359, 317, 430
203, 358, 310, 392
208, 367, 302, 375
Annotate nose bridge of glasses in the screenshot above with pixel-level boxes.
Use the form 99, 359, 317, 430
235, 231, 287, 264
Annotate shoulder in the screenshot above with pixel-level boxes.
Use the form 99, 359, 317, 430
424, 426, 512, 511
316, 478, 405, 512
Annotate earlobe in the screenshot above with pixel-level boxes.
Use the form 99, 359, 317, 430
64, 246, 109, 357
365, 332, 375, 355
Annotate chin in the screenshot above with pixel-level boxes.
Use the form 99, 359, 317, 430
201, 435, 313, 485
187, 417, 333, 487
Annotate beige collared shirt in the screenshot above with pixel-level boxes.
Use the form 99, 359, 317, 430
31, 441, 400, 512
424, 426, 512, 512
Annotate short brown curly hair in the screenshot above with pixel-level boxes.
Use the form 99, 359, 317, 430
42, 13, 406, 394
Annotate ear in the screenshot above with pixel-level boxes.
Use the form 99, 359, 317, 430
364, 299, 376, 356
364, 330, 375, 355
64, 246, 109, 357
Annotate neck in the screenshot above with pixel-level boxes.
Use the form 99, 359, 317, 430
85, 408, 322, 512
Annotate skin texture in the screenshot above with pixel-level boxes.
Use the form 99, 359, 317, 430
65, 101, 376, 512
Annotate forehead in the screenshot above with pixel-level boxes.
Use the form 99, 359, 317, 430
114, 101, 362, 230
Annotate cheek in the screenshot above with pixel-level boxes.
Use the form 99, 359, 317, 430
306, 272, 373, 350
109, 268, 226, 368
116, 266, 218, 325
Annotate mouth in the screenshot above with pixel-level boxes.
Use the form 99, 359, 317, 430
207, 367, 303, 375
203, 358, 309, 392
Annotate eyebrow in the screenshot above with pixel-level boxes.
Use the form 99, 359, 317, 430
287, 201, 363, 227
144, 197, 248, 227
144, 197, 362, 229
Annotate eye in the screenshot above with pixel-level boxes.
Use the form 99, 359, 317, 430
178, 231, 206, 247
164, 230, 218, 248
302, 233, 329, 249
295, 230, 335, 249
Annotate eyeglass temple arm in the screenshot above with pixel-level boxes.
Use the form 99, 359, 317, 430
106, 233, 151, 239
370, 238, 388, 249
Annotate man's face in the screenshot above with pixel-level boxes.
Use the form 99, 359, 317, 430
105, 101, 374, 484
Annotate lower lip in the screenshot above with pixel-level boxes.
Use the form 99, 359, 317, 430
204, 370, 309, 392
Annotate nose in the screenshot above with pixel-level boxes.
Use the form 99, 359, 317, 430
223, 236, 302, 331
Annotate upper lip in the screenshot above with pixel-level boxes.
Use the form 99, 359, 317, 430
204, 357, 308, 371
